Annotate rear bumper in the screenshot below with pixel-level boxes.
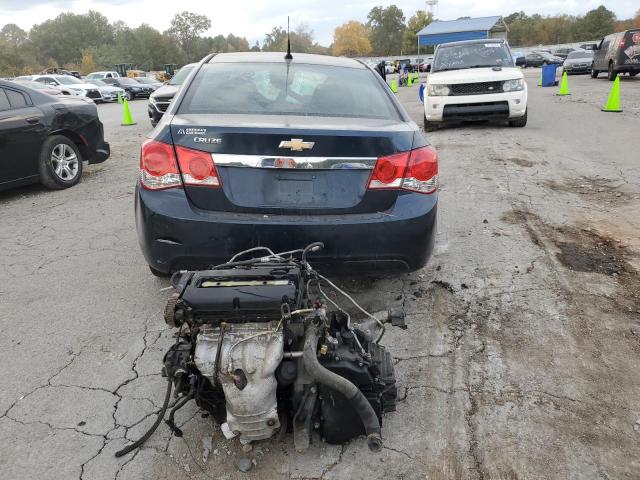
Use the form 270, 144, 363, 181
135, 186, 437, 274
425, 90, 527, 122
563, 65, 591, 73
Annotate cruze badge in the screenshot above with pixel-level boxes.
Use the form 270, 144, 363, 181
279, 138, 315, 151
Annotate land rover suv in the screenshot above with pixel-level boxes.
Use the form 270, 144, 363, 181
423, 39, 527, 130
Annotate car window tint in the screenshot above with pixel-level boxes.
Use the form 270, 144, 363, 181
6, 89, 29, 108
0, 89, 10, 111
179, 63, 400, 120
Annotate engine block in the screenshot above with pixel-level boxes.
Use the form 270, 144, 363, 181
194, 322, 283, 442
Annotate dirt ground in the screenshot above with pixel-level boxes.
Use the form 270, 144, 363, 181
1, 68, 639, 480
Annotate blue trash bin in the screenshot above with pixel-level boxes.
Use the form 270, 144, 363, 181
542, 64, 558, 87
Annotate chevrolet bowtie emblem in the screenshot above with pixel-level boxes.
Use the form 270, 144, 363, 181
279, 138, 315, 151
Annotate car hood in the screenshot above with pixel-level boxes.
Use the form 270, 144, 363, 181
94, 85, 124, 92
428, 67, 523, 84
59, 83, 99, 90
150, 84, 179, 99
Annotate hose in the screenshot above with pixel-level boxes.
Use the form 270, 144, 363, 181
302, 327, 382, 452
115, 378, 173, 457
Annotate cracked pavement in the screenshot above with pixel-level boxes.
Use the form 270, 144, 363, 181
1, 70, 639, 479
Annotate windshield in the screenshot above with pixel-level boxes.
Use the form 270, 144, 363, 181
567, 51, 593, 59
178, 62, 400, 120
88, 79, 108, 86
168, 66, 194, 85
86, 73, 103, 79
433, 42, 514, 72
136, 78, 158, 84
56, 76, 83, 85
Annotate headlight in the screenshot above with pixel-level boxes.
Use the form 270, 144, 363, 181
132, 87, 141, 91
502, 79, 524, 92
427, 84, 450, 96
69, 87, 84, 92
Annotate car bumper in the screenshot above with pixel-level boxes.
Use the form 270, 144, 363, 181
135, 186, 438, 274
563, 65, 590, 73
424, 90, 527, 122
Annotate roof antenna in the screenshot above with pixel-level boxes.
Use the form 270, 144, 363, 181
285, 16, 293, 60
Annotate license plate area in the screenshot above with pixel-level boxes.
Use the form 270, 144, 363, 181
271, 174, 314, 205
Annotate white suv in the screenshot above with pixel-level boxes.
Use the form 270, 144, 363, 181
423, 39, 527, 130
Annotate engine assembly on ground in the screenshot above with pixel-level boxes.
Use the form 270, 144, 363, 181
116, 243, 403, 458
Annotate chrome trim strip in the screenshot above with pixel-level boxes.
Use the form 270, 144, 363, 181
212, 154, 377, 170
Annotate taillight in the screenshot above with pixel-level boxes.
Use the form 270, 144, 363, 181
175, 145, 221, 187
368, 146, 438, 194
140, 139, 181, 190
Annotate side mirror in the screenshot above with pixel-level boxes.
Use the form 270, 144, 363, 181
515, 57, 525, 67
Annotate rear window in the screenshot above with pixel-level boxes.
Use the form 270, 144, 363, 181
6, 89, 29, 108
178, 63, 400, 120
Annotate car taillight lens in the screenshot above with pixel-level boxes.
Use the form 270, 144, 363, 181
175, 145, 221, 187
139, 139, 181, 190
368, 146, 438, 194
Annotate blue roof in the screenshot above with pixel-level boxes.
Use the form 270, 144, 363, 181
417, 16, 502, 36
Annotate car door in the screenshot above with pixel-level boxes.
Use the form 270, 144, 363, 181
594, 37, 610, 70
0, 87, 47, 185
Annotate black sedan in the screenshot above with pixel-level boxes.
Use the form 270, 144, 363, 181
523, 51, 564, 67
0, 80, 109, 191
102, 77, 154, 100
135, 52, 438, 276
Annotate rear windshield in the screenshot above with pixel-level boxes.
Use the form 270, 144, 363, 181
433, 42, 514, 72
178, 63, 399, 120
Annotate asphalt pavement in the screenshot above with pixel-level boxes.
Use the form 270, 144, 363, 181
1, 69, 639, 480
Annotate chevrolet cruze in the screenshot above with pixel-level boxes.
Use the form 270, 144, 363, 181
135, 52, 438, 276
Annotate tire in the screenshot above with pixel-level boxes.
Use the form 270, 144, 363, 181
509, 109, 527, 128
630, 72, 638, 77
149, 265, 170, 277
126, 90, 134, 101
607, 62, 617, 81
38, 135, 83, 189
590, 68, 599, 78
423, 113, 438, 132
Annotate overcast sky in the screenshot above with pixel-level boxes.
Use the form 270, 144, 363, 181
0, 0, 637, 45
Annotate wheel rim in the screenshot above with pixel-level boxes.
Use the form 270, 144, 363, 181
50, 144, 79, 181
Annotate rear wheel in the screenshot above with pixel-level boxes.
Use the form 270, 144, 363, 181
590, 67, 599, 78
509, 109, 527, 128
607, 62, 617, 81
423, 113, 439, 132
39, 135, 83, 189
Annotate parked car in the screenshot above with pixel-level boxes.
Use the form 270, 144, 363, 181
85, 79, 125, 102
552, 47, 576, 60
423, 39, 527, 130
136, 52, 438, 276
0, 80, 109, 191
591, 29, 640, 80
523, 51, 563, 67
86, 71, 121, 80
134, 77, 163, 90
147, 63, 196, 126
562, 49, 594, 74
31, 75, 102, 101
101, 77, 154, 100
12, 79, 62, 96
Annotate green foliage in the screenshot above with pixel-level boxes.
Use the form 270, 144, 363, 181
166, 11, 212, 60
262, 23, 329, 54
367, 5, 406, 56
505, 5, 620, 46
402, 10, 432, 54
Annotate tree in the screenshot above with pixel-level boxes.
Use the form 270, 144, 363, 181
402, 10, 432, 54
167, 11, 211, 61
262, 24, 328, 54
1, 24, 28, 46
633, 9, 640, 28
575, 5, 616, 40
262, 26, 287, 51
333, 21, 372, 57
366, 5, 406, 56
